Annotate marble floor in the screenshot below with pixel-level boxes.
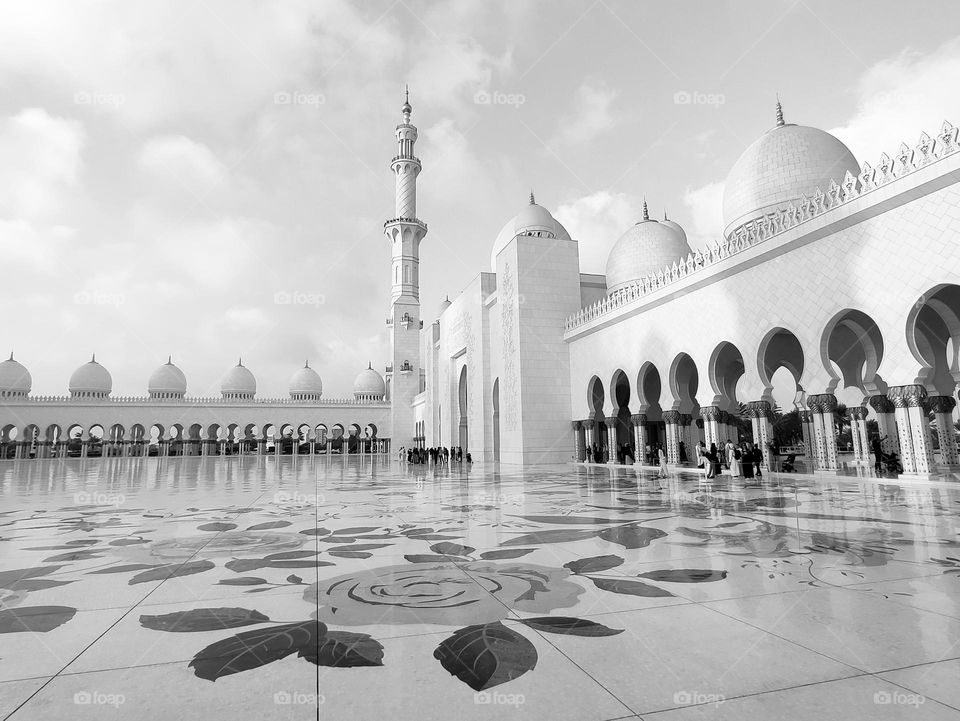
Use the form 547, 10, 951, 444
1, 456, 960, 720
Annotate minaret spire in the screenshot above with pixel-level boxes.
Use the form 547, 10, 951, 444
775, 95, 784, 127
642, 197, 649, 221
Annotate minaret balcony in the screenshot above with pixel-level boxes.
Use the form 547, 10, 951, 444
383, 217, 427, 232
391, 155, 421, 165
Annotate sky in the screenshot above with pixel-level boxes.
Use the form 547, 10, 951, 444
2, 0, 960, 399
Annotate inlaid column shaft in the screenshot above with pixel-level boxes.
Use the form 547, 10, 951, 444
700, 406, 721, 449
929, 396, 959, 466
807, 394, 839, 471
889, 385, 935, 474
631, 414, 648, 464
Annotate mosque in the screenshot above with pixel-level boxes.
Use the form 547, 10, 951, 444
2, 94, 960, 477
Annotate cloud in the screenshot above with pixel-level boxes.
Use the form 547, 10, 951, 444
552, 82, 619, 147
830, 37, 960, 164
138, 135, 228, 195
554, 191, 639, 274
681, 181, 724, 250
0, 108, 84, 220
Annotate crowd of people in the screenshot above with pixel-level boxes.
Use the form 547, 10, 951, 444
399, 445, 471, 465
694, 440, 765, 483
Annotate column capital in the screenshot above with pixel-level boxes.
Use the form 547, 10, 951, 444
630, 413, 647, 425
799, 409, 814, 423
571, 420, 583, 431
808, 393, 838, 413
700, 406, 721, 421
927, 395, 957, 414
662, 410, 681, 424
847, 405, 869, 421
747, 400, 773, 419
888, 384, 927, 408
869, 394, 895, 414
582, 419, 595, 430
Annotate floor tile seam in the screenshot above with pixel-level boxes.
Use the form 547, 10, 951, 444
841, 581, 960, 621
694, 598, 872, 676
638, 670, 894, 716
865, 671, 960, 714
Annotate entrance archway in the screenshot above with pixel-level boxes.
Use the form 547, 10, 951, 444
458, 366, 468, 450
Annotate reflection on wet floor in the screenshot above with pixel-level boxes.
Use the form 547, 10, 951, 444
1, 456, 960, 721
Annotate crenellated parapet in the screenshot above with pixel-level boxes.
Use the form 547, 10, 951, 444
565, 120, 959, 332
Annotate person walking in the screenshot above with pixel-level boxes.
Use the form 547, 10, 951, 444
728, 442, 742, 478
679, 440, 687, 464
706, 443, 718, 478
753, 444, 764, 479
742, 443, 755, 481
872, 435, 885, 475
656, 445, 668, 478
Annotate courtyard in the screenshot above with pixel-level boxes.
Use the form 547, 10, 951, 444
0, 456, 958, 719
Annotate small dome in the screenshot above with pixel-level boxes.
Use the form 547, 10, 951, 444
722, 103, 859, 238
221, 359, 256, 399
490, 193, 571, 271
148, 357, 187, 398
438, 295, 452, 317
289, 362, 323, 400
0, 354, 31, 397
605, 203, 692, 294
660, 215, 688, 247
354, 362, 386, 400
69, 355, 112, 398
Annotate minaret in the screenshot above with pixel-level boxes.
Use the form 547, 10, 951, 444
384, 87, 427, 447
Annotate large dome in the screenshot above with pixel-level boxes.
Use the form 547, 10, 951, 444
605, 203, 692, 294
354, 363, 386, 401
722, 104, 859, 238
69, 355, 112, 398
221, 360, 256, 399
148, 357, 187, 398
490, 194, 571, 271
0, 354, 31, 397
289, 362, 323, 400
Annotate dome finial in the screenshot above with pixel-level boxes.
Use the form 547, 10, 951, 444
238, 356, 243, 367
775, 95, 784, 127
402, 85, 412, 120
368, 361, 373, 370
167, 355, 172, 364
663, 207, 668, 221
91, 353, 96, 363
304, 359, 310, 368
8, 351, 12, 361
529, 189, 536, 205
642, 197, 649, 221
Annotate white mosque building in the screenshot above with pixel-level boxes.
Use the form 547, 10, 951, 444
2, 95, 960, 477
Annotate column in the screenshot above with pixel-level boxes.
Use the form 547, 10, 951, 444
848, 406, 869, 464
807, 394, 839, 471
677, 414, 692, 462
572, 421, 584, 462
700, 406, 721, 448
929, 396, 959, 466
868, 395, 900, 457
799, 410, 814, 463
662, 410, 681, 464
631, 414, 648, 464
583, 420, 595, 461
606, 422, 618, 464
889, 385, 935, 474
747, 401, 774, 470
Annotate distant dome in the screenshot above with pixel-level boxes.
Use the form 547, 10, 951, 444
148, 357, 187, 399
69, 355, 112, 398
354, 363, 386, 401
605, 203, 691, 294
221, 360, 256, 399
490, 193, 571, 271
722, 103, 859, 238
660, 216, 688, 246
0, 354, 31, 398
289, 362, 323, 400
438, 295, 452, 317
